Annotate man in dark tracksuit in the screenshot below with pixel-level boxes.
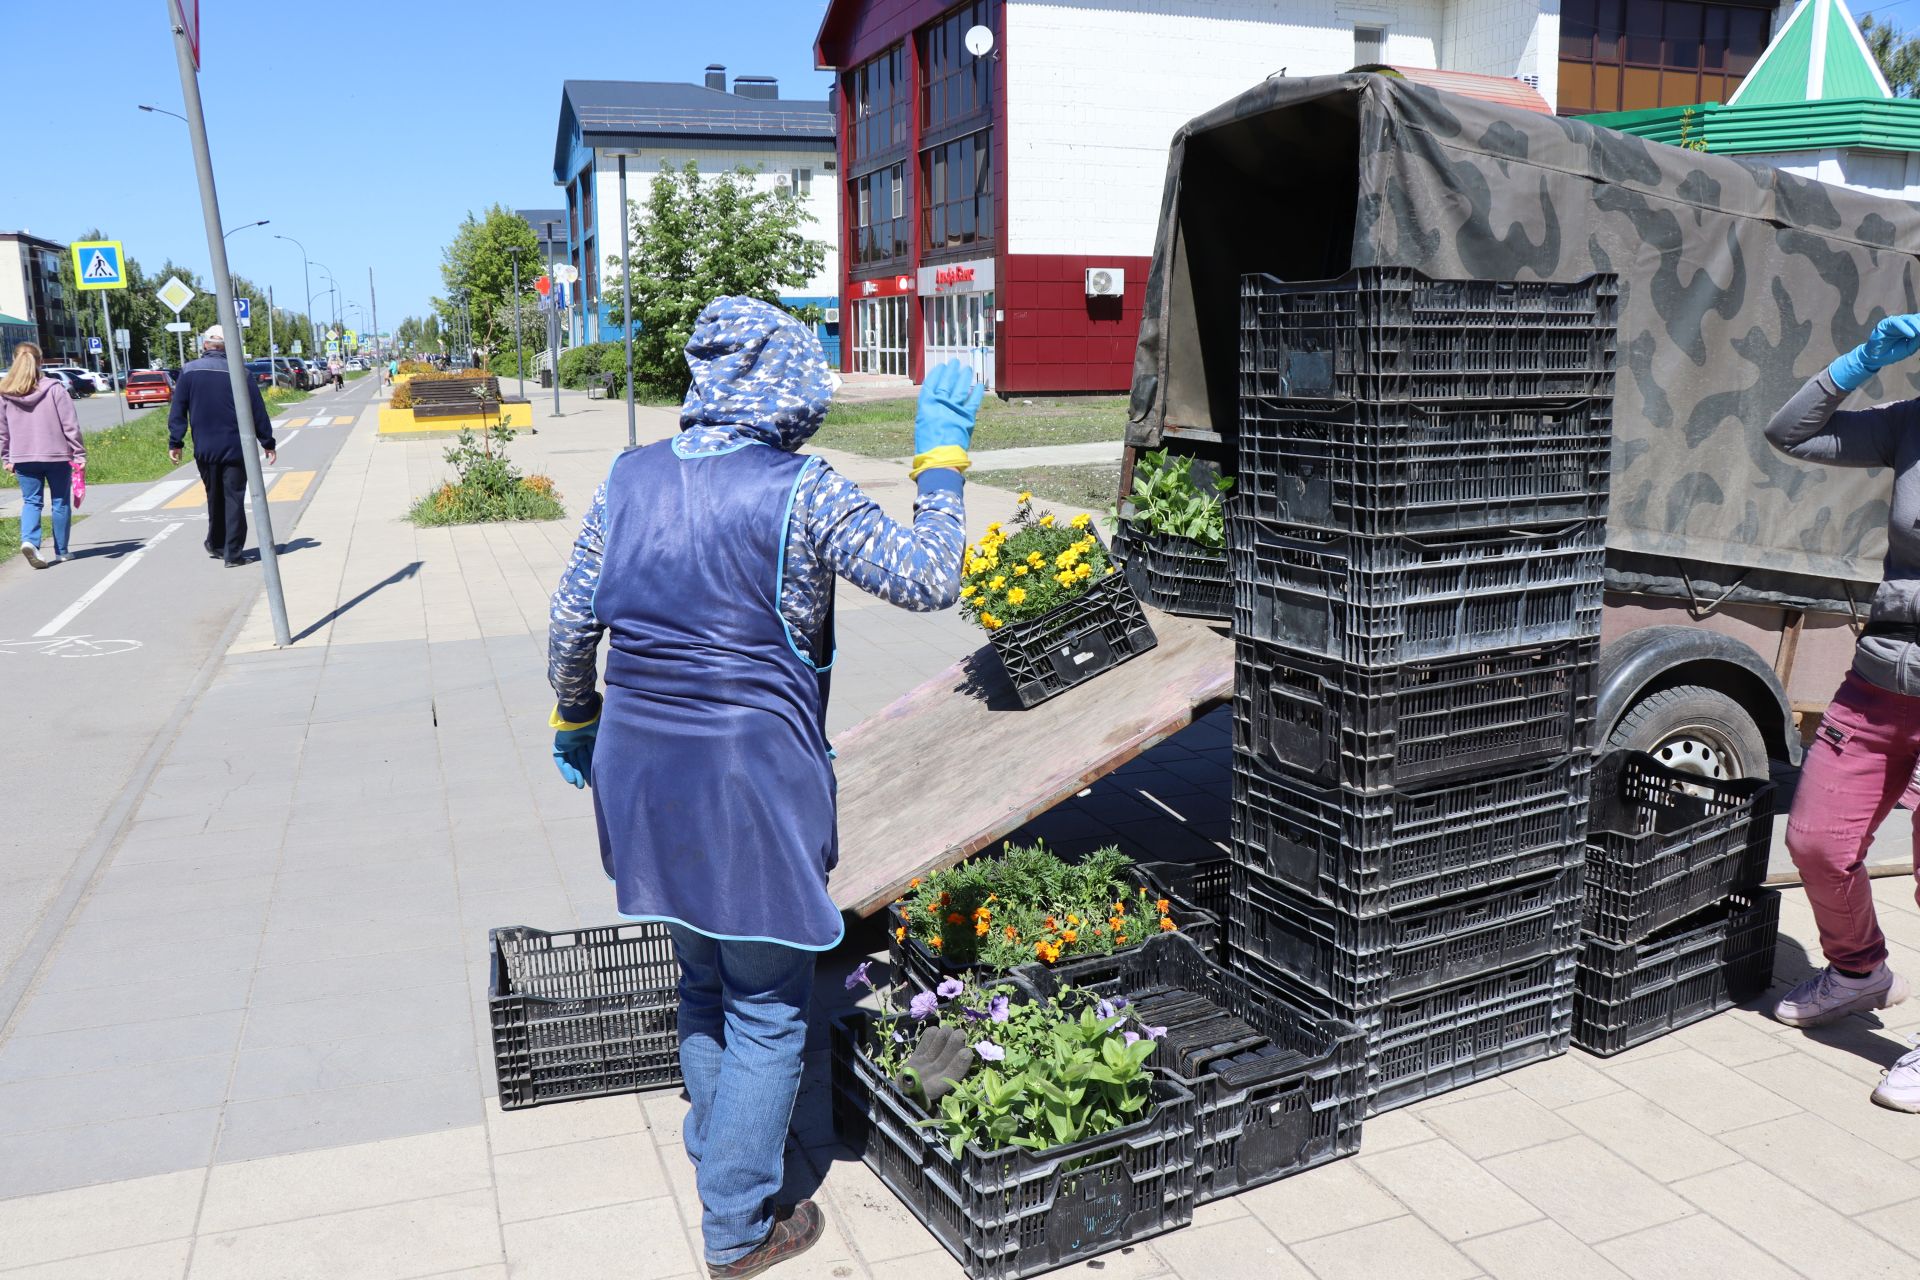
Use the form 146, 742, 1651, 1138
167, 325, 275, 566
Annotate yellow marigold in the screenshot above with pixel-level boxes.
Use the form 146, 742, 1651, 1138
1055, 549, 1077, 568
1027, 551, 1044, 566
1076, 536, 1096, 552
987, 893, 997, 902
960, 585, 977, 599
1039, 514, 1056, 527
1006, 587, 1027, 605
1056, 572, 1075, 586
1105, 565, 1117, 575
982, 614, 1002, 630
1159, 917, 1178, 932
1013, 564, 1028, 577
986, 521, 1002, 533
894, 926, 906, 942
1075, 563, 1092, 579
1018, 490, 1033, 502
1071, 513, 1091, 529
989, 576, 1006, 590
1034, 940, 1051, 959
975, 920, 990, 937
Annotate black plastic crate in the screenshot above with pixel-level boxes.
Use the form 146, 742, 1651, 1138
1020, 933, 1364, 1204
488, 921, 681, 1110
1574, 890, 1781, 1057
829, 1012, 1196, 1280
1136, 859, 1232, 945
988, 563, 1159, 708
1226, 864, 1583, 1009
1234, 636, 1597, 792
1235, 948, 1577, 1113
1240, 269, 1618, 402
887, 865, 1220, 994
1230, 516, 1603, 665
1231, 753, 1590, 915
1115, 522, 1233, 620
1237, 397, 1612, 536
1585, 751, 1775, 943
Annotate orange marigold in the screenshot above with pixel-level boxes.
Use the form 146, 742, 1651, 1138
1159, 917, 1177, 932
1156, 898, 1171, 915
1114, 935, 1127, 945
975, 920, 990, 937
909, 878, 921, 888
1061, 929, 1078, 944
929, 936, 943, 950
1004, 925, 1018, 941
894, 926, 905, 942
947, 912, 964, 925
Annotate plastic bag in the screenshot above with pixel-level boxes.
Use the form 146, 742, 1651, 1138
70, 457, 85, 510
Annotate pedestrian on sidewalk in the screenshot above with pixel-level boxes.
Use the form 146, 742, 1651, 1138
0, 341, 85, 569
545, 297, 981, 1278
1767, 312, 1920, 1111
167, 325, 276, 568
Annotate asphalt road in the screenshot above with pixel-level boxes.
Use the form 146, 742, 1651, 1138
0, 375, 376, 1010
65, 373, 362, 434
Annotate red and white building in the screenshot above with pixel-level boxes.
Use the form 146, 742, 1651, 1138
815, 0, 1560, 393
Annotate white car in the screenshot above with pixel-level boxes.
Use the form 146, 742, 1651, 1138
47, 366, 111, 393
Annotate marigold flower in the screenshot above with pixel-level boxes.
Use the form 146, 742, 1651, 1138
1067, 913, 1080, 925
986, 521, 1002, 533
1027, 551, 1044, 566
1034, 940, 1050, 958
989, 576, 1006, 590
929, 936, 943, 950
986, 893, 997, 902
1159, 918, 1177, 932
1109, 917, 1126, 933
975, 920, 990, 937
1113, 902, 1126, 913
1006, 587, 1027, 605
1018, 491, 1033, 502
1156, 899, 1171, 915
1075, 563, 1093, 579
960, 585, 976, 599
926, 902, 940, 916
982, 614, 1002, 630
947, 912, 964, 925
941, 892, 952, 905
1004, 925, 1018, 941
1114, 935, 1127, 945
894, 926, 906, 942
1013, 565, 1028, 577
1061, 929, 1078, 944
1044, 915, 1059, 931
910, 878, 921, 888
1039, 514, 1055, 527
1071, 512, 1091, 529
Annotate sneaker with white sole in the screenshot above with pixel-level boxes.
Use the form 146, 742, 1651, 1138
1775, 963, 1910, 1027
20, 542, 48, 569
1872, 1037, 1920, 1112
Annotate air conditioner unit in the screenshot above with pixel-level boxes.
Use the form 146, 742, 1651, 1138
776, 174, 791, 188
824, 307, 840, 324
1085, 267, 1125, 298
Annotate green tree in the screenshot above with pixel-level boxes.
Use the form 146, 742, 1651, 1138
436, 205, 541, 365
601, 161, 827, 395
1862, 15, 1920, 98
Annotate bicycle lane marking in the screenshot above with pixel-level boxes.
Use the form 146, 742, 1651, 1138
34, 522, 187, 638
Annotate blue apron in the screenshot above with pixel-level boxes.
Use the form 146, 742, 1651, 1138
591, 440, 842, 950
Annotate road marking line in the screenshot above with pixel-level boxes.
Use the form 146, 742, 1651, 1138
163, 482, 206, 510
35, 522, 186, 638
284, 417, 310, 429
278, 430, 301, 448
268, 471, 314, 502
116, 477, 196, 512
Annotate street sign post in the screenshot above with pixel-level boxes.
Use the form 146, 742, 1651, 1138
156, 275, 194, 314
72, 240, 128, 425
234, 296, 251, 328
88, 336, 102, 354
165, 321, 192, 332
169, 0, 199, 70
292, 339, 303, 355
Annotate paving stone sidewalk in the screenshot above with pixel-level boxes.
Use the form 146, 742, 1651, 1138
6, 388, 1920, 1278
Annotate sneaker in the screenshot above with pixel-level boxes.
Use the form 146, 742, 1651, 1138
20, 542, 47, 569
708, 1201, 824, 1280
1873, 1037, 1920, 1112
1775, 963, 1910, 1027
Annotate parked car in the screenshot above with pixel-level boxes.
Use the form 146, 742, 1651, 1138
243, 359, 278, 389
41, 368, 93, 397
124, 369, 173, 407
301, 359, 322, 386
271, 357, 309, 389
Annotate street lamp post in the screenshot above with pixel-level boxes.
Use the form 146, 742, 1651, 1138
507, 245, 527, 400
223, 219, 268, 358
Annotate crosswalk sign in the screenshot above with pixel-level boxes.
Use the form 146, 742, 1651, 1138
71, 241, 127, 291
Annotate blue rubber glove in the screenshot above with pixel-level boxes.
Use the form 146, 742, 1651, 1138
914, 360, 985, 455
552, 722, 598, 789
1830, 314, 1920, 392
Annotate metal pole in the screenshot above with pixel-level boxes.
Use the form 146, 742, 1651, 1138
176, 330, 185, 368
550, 304, 561, 417
510, 250, 525, 400
267, 285, 276, 383
99, 294, 126, 426
369, 267, 378, 364
167, 1, 292, 649
619, 154, 635, 449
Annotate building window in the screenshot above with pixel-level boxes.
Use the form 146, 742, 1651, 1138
791, 167, 813, 196
855, 296, 910, 377
849, 45, 908, 165
921, 1, 996, 134
921, 132, 992, 253
1559, 0, 1770, 114
851, 162, 909, 266
1354, 25, 1386, 64
581, 168, 594, 232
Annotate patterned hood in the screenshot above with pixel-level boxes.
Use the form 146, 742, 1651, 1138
679, 296, 834, 452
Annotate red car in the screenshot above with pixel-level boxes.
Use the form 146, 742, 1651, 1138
125, 370, 173, 407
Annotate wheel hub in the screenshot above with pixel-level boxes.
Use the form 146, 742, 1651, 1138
1651, 730, 1736, 781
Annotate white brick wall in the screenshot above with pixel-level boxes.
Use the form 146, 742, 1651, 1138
1006, 0, 1445, 257
1445, 0, 1558, 100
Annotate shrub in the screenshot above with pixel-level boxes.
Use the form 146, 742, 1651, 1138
407, 428, 565, 526
390, 368, 492, 409
397, 360, 435, 377
557, 342, 621, 389
490, 351, 539, 378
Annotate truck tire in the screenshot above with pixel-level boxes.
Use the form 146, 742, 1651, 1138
1604, 684, 1769, 781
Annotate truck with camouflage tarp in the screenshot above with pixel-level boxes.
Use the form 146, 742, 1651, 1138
1121, 70, 1920, 783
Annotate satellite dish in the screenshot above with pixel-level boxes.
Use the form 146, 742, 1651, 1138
965, 24, 995, 57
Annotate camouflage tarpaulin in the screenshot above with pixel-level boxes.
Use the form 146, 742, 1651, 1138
1128, 72, 1920, 599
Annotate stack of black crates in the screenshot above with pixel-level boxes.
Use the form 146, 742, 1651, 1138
1224, 267, 1617, 1112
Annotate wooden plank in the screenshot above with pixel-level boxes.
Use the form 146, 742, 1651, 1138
830, 609, 1235, 917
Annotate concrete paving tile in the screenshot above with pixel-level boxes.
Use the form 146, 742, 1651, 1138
1482, 1135, 1692, 1243
263, 886, 462, 935
1012, 1243, 1166, 1280
1502, 1051, 1623, 1110
215, 1069, 483, 1163
0, 1054, 231, 1137
493, 1132, 670, 1224
7, 967, 256, 1037
483, 1091, 650, 1155
1855, 1195, 1920, 1259
878, 1249, 968, 1280
1189, 1195, 1250, 1227
113, 827, 279, 865
1458, 1219, 1628, 1280
1717, 1111, 1920, 1214
253, 916, 465, 967
247, 945, 468, 1007
199, 1127, 492, 1234
1358, 1138, 1542, 1242
1603, 1048, 1802, 1135
272, 856, 458, 904
59, 900, 270, 955
1237, 1160, 1405, 1244
0, 1107, 221, 1199
92, 852, 279, 895
1666, 1009, 1798, 1067
238, 981, 470, 1051
30, 935, 259, 994
0, 1240, 191, 1279
1414, 1090, 1576, 1159
1671, 1160, 1916, 1279
78, 874, 278, 924
0, 1168, 203, 1269
185, 1188, 502, 1280
816, 1151, 946, 1264
1595, 1215, 1800, 1280
1290, 1216, 1478, 1280
1148, 1214, 1309, 1278
502, 1198, 701, 1280
1350, 1106, 1435, 1153
229, 1019, 479, 1100
1554, 1091, 1742, 1183
0, 1011, 244, 1084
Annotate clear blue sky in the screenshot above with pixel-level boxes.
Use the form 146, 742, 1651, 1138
11, 1, 835, 333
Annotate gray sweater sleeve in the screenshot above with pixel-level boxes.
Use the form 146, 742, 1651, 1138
1765, 371, 1904, 468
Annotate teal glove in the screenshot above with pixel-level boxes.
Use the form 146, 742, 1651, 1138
1830, 314, 1920, 392
913, 360, 985, 455
552, 722, 598, 789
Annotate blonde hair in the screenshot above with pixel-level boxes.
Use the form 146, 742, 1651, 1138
0, 342, 42, 397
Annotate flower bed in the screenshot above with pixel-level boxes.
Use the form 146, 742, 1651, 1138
887, 843, 1217, 994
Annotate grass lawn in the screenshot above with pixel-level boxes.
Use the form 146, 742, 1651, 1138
971, 462, 1124, 513
2, 390, 309, 491
1, 514, 86, 564
266, 387, 310, 409
810, 395, 1128, 457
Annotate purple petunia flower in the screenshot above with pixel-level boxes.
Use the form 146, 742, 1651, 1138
1123, 1030, 1140, 1045
936, 978, 965, 999
891, 1030, 907, 1043
987, 995, 1010, 1023
1095, 995, 1132, 1019
845, 961, 874, 991
975, 1040, 1006, 1061
909, 991, 940, 1020
1143, 1024, 1167, 1041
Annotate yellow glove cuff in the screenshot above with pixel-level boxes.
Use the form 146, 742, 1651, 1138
909, 446, 971, 479
549, 707, 600, 731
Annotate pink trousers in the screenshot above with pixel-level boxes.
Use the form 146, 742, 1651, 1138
1785, 670, 1920, 972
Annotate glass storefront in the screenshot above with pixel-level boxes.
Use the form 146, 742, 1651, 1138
922, 290, 995, 391
855, 296, 911, 377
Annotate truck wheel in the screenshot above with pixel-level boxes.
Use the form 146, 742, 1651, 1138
1605, 684, 1768, 781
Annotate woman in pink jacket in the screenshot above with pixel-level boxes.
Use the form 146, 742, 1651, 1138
0, 342, 85, 568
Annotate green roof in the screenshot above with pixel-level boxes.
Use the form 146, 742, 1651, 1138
0, 312, 31, 327
1583, 97, 1920, 155
1730, 0, 1891, 106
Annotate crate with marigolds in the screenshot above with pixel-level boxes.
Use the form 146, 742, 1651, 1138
959, 496, 1158, 708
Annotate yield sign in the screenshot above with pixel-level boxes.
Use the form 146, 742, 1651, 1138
156, 275, 195, 315
170, 0, 200, 69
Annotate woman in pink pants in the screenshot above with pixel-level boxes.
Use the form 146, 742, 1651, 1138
1767, 314, 1920, 1111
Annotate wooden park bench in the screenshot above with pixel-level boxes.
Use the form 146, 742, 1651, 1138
408, 375, 529, 418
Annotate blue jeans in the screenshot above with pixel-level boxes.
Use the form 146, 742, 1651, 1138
14, 462, 71, 556
668, 924, 814, 1265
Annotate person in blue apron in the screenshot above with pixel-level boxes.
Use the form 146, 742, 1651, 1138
546, 296, 982, 1278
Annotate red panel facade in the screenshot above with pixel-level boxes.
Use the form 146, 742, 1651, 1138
999, 253, 1151, 393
